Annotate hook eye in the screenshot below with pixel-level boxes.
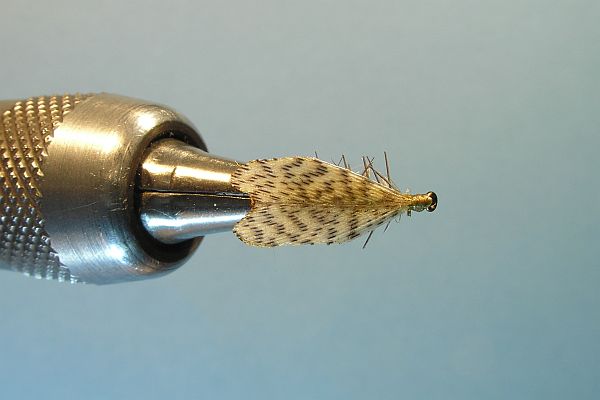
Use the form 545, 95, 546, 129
426, 191, 437, 212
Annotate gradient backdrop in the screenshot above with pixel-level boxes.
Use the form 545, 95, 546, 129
1, 1, 599, 399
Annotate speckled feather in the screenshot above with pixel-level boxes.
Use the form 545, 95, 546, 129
231, 157, 414, 247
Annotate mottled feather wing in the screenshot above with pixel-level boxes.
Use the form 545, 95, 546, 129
231, 157, 396, 205
233, 204, 402, 247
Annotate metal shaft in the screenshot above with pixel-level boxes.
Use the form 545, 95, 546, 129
0, 93, 247, 284
137, 139, 250, 244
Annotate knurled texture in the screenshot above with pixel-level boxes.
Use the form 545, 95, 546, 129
0, 95, 90, 282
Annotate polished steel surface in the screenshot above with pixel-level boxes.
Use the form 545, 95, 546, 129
0, 93, 258, 284
139, 138, 246, 194
40, 94, 208, 284
0, 93, 211, 284
0, 95, 91, 282
140, 193, 250, 243
138, 139, 250, 243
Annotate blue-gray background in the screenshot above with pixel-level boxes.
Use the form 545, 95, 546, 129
1, 1, 598, 399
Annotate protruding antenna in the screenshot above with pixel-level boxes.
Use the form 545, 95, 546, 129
362, 230, 375, 249
364, 157, 381, 184
383, 219, 392, 232
384, 151, 391, 183
371, 167, 393, 188
362, 156, 371, 178
341, 154, 351, 171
